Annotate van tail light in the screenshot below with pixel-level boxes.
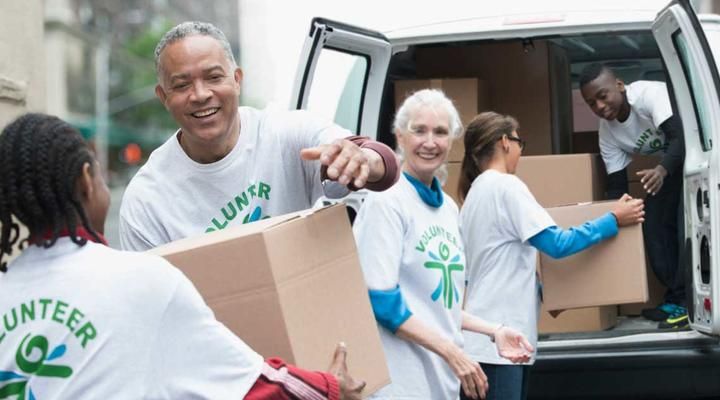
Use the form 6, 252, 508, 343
704, 298, 712, 312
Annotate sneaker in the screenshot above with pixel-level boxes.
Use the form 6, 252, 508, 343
658, 312, 689, 329
641, 303, 675, 321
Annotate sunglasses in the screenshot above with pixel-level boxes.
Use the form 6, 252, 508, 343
506, 136, 526, 151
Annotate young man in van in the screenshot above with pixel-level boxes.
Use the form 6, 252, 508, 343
118, 22, 399, 250
579, 63, 687, 329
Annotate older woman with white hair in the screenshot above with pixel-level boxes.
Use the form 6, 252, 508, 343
352, 89, 533, 399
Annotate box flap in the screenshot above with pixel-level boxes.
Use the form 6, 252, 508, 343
264, 204, 353, 283
148, 211, 303, 257
264, 204, 390, 395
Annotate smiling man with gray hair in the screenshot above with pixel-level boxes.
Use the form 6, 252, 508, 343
119, 21, 398, 251
118, 21, 399, 399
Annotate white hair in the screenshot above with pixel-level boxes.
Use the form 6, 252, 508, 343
392, 88, 462, 185
392, 88, 463, 139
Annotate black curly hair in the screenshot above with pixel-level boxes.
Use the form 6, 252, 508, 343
0, 113, 102, 272
579, 63, 613, 88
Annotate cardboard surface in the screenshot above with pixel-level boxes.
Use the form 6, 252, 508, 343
619, 260, 667, 316
150, 205, 390, 396
444, 161, 462, 205
572, 88, 599, 133
629, 181, 648, 200
415, 41, 553, 155
540, 201, 649, 311
515, 154, 606, 207
539, 305, 617, 334
394, 78, 489, 162
627, 154, 662, 183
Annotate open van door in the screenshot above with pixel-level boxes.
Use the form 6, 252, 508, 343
653, 0, 720, 335
291, 18, 391, 138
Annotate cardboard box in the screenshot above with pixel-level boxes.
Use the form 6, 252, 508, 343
394, 78, 489, 162
539, 305, 617, 334
515, 154, 606, 207
628, 181, 647, 200
619, 261, 667, 316
540, 201, 649, 311
627, 154, 661, 183
443, 161, 462, 205
415, 41, 554, 155
149, 205, 389, 396
572, 88, 600, 133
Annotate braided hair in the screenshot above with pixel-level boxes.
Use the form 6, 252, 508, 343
0, 113, 102, 272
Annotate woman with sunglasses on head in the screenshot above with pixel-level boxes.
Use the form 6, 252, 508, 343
457, 111, 645, 400
353, 91, 534, 400
0, 113, 365, 399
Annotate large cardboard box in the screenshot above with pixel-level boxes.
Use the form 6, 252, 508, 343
539, 305, 617, 334
394, 78, 489, 162
540, 201, 649, 311
619, 261, 666, 316
515, 154, 606, 207
150, 205, 389, 396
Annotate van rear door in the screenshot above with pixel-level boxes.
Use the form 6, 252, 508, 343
653, 0, 720, 335
291, 18, 391, 138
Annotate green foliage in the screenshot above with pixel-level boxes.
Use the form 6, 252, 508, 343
108, 19, 177, 150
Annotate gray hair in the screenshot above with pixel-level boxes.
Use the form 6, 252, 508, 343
154, 21, 237, 76
393, 88, 463, 139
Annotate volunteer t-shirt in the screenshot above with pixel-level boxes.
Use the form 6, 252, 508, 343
119, 106, 350, 251
599, 80, 674, 173
353, 174, 466, 399
460, 170, 554, 365
0, 239, 264, 399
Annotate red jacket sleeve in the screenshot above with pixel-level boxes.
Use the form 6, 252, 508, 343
244, 358, 340, 400
321, 136, 400, 192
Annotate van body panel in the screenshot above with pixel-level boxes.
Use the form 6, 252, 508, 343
291, 18, 390, 137
653, 0, 720, 335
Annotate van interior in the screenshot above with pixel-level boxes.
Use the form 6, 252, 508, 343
376, 30, 674, 341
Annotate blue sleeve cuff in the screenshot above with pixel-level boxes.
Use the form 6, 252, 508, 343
529, 212, 619, 259
368, 285, 412, 334
595, 212, 619, 239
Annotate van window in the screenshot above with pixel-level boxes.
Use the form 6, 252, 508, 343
305, 49, 368, 133
672, 31, 713, 151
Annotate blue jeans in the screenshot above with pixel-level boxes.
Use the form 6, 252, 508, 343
460, 363, 531, 400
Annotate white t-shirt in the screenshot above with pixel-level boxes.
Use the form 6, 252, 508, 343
353, 175, 465, 399
119, 107, 350, 250
460, 170, 554, 365
0, 239, 263, 399
599, 80, 674, 173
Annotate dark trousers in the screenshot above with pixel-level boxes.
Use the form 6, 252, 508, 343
642, 170, 685, 306
460, 363, 531, 400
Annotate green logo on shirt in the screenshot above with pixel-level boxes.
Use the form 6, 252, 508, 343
205, 182, 272, 233
633, 128, 667, 154
0, 298, 96, 399
0, 334, 73, 399
424, 242, 464, 309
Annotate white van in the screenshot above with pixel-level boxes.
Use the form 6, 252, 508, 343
291, 1, 720, 398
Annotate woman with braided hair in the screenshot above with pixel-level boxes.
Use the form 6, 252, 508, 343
0, 113, 363, 399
